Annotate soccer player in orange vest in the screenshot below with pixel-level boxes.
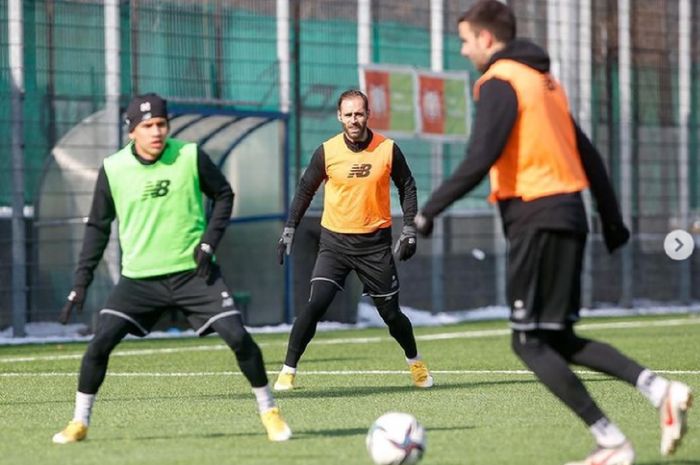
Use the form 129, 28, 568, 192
274, 89, 433, 391
414, 2, 692, 464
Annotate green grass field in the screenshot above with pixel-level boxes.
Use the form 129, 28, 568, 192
1, 314, 699, 465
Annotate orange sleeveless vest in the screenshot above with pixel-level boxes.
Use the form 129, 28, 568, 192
474, 59, 588, 202
321, 132, 394, 233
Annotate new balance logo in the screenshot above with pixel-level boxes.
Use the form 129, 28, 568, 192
347, 163, 372, 178
141, 179, 171, 199
221, 292, 234, 308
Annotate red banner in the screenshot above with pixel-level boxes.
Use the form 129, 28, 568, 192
360, 65, 468, 139
364, 70, 391, 130
418, 75, 444, 134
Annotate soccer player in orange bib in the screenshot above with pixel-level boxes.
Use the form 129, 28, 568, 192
274, 89, 433, 392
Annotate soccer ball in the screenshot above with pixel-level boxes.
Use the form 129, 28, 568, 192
366, 412, 426, 465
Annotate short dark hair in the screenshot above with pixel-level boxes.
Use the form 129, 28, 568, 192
337, 89, 369, 112
458, 0, 516, 43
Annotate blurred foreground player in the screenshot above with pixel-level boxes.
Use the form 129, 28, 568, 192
416, 2, 692, 464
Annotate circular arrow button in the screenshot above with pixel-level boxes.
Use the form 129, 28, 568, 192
664, 229, 694, 261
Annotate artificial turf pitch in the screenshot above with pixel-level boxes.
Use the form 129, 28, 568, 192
1, 314, 698, 465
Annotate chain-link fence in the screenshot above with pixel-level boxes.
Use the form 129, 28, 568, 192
1, 0, 698, 335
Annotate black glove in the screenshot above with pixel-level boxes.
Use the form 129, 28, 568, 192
602, 222, 630, 253
393, 225, 417, 261
58, 286, 86, 325
277, 227, 295, 265
414, 212, 434, 237
193, 242, 215, 279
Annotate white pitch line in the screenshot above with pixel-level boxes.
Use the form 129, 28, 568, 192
0, 344, 230, 363
414, 317, 700, 342
1, 317, 699, 364
1, 369, 699, 378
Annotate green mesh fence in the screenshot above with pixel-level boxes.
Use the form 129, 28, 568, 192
0, 0, 694, 210
0, 2, 9, 206
1, 0, 699, 329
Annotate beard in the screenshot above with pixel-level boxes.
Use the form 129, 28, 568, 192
344, 122, 367, 142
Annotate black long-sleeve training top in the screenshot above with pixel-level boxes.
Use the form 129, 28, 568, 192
73, 143, 233, 287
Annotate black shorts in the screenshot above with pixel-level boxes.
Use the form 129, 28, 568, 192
506, 230, 585, 331
311, 246, 399, 298
100, 267, 239, 337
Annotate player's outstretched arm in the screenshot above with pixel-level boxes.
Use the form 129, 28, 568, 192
391, 144, 418, 261
59, 167, 115, 324
197, 148, 234, 249
194, 149, 234, 280
417, 79, 517, 236
571, 117, 630, 253
277, 146, 326, 265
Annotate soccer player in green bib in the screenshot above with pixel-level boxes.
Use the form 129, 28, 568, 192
52, 93, 291, 444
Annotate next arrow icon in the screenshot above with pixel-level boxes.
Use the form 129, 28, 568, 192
664, 230, 694, 261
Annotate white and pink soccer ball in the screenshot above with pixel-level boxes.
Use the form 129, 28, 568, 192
366, 412, 426, 465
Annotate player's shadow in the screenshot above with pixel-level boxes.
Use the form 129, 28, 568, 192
79, 422, 478, 443
92, 431, 234, 442
637, 461, 700, 465
7, 391, 256, 405
294, 427, 369, 438
0, 398, 75, 406
292, 424, 475, 440
270, 356, 366, 365
271, 376, 616, 400
270, 377, 544, 400
8, 373, 613, 405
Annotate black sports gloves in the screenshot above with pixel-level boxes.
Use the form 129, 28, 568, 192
194, 242, 215, 279
394, 225, 417, 261
602, 222, 630, 253
58, 286, 87, 325
277, 227, 295, 265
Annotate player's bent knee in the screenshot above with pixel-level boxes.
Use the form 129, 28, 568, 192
85, 316, 131, 359
308, 280, 338, 307
545, 327, 588, 360
373, 294, 401, 323
86, 331, 122, 361
211, 314, 254, 354
511, 330, 545, 361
